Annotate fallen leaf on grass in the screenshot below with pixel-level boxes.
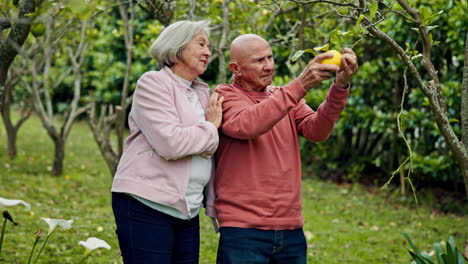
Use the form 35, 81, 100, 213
357, 221, 368, 227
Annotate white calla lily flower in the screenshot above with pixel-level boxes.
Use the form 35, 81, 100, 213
0, 197, 31, 211
79, 237, 111, 251
40, 217, 73, 235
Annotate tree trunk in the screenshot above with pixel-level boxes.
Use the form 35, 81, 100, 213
0, 0, 37, 108
1, 86, 16, 159
0, 74, 31, 159
2, 117, 17, 159
51, 137, 65, 176
6, 126, 17, 159
103, 147, 119, 175
462, 159, 468, 201
87, 103, 119, 176
216, 0, 230, 84
88, 3, 136, 177
0, 71, 6, 108
462, 30, 468, 199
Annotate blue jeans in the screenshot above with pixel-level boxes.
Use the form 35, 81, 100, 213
216, 227, 307, 264
112, 192, 200, 264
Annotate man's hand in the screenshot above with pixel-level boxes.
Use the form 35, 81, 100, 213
297, 52, 340, 91
335, 48, 359, 88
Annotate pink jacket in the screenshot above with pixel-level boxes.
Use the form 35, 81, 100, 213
111, 67, 219, 216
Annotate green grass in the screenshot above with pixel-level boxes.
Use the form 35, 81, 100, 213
0, 113, 466, 263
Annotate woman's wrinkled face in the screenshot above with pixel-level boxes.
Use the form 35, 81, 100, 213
177, 32, 212, 78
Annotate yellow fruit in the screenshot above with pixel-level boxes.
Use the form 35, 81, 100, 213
320, 50, 342, 68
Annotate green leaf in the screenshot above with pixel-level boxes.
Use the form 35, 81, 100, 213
419, 6, 432, 25
458, 253, 466, 264
392, 1, 404, 10
409, 250, 431, 264
405, 42, 412, 52
303, 49, 316, 55
420, 251, 434, 264
426, 25, 439, 32
418, 9, 444, 25
67, 0, 93, 20
404, 233, 424, 257
68, 0, 88, 13
313, 43, 329, 52
411, 54, 423, 61
350, 26, 359, 36
446, 237, 457, 263
441, 253, 449, 263
369, 1, 378, 18
429, 10, 444, 22
291, 50, 305, 62
434, 243, 444, 264
356, 14, 365, 25
329, 29, 343, 48
291, 49, 316, 62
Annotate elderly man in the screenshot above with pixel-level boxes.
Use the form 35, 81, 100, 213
210, 34, 358, 263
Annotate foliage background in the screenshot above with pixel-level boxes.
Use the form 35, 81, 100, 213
3, 0, 467, 188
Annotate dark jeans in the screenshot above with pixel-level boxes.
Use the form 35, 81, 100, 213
112, 192, 200, 264
216, 227, 307, 264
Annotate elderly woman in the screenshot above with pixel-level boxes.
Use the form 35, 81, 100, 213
111, 20, 223, 264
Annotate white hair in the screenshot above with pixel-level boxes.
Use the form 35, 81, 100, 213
149, 20, 211, 68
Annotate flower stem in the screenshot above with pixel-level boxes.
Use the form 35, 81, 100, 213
0, 215, 7, 256
78, 253, 91, 264
33, 231, 53, 264
27, 236, 41, 264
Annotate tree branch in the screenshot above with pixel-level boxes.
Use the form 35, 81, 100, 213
376, 0, 417, 23
396, 0, 445, 113
361, 15, 466, 166
463, 30, 468, 199
216, 0, 230, 84
463, 30, 468, 156
289, 0, 357, 8
117, 1, 134, 157
64, 20, 89, 139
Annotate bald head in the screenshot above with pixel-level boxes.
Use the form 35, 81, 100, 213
230, 34, 270, 63
228, 34, 275, 91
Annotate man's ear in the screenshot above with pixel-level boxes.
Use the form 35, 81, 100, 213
228, 62, 241, 76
